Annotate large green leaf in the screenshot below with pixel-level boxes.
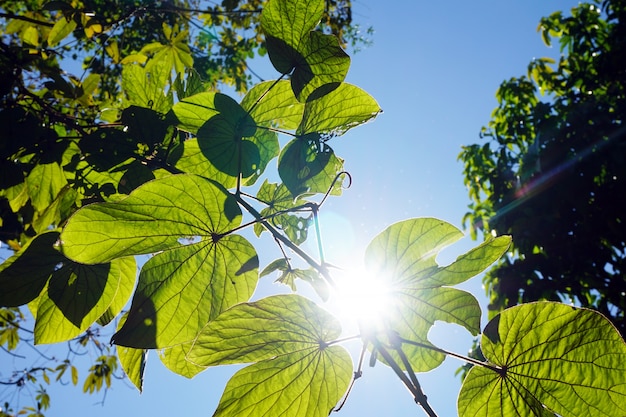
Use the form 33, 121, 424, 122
261, 0, 350, 102
297, 83, 382, 136
26, 162, 68, 213
172, 92, 276, 185
61, 175, 259, 348
364, 218, 511, 372
122, 61, 173, 114
188, 294, 351, 417
34, 256, 136, 344
171, 92, 221, 134
167, 139, 237, 188
112, 234, 258, 348
60, 174, 241, 264
458, 302, 626, 417
0, 231, 64, 307
241, 80, 304, 130
159, 342, 207, 379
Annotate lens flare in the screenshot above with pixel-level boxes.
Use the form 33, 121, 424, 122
335, 267, 395, 331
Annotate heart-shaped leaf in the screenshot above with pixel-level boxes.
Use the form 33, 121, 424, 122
458, 302, 626, 417
188, 294, 351, 417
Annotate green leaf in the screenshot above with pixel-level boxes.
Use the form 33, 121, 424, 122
116, 313, 147, 392
261, 0, 350, 102
254, 180, 310, 243
34, 256, 134, 344
364, 218, 511, 372
122, 62, 173, 114
167, 139, 237, 188
0, 231, 65, 307
188, 294, 351, 417
172, 92, 276, 185
171, 92, 220, 134
278, 136, 344, 197
458, 302, 626, 417
195, 94, 257, 177
241, 80, 304, 130
112, 234, 258, 348
159, 342, 207, 379
97, 257, 136, 326
26, 162, 68, 213
60, 174, 241, 264
297, 83, 382, 136
48, 16, 77, 47
60, 175, 258, 348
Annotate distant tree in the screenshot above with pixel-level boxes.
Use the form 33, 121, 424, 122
459, 0, 626, 334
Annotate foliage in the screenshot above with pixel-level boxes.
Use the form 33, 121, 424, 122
459, 0, 626, 334
2, 1, 626, 417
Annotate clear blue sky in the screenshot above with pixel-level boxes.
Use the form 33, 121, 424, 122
2, 1, 580, 416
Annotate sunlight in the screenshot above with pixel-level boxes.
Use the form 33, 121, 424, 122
335, 266, 396, 331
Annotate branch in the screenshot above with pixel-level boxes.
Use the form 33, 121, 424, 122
0, 12, 54, 27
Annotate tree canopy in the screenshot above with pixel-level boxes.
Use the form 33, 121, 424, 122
460, 0, 626, 334
2, 1, 626, 417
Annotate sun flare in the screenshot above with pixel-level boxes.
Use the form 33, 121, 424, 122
335, 267, 395, 329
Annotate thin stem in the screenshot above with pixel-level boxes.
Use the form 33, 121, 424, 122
235, 194, 335, 287
397, 336, 504, 376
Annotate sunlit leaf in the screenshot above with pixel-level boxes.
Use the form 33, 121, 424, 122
112, 234, 258, 348
26, 162, 68, 213
97, 257, 136, 326
298, 83, 381, 136
34, 256, 135, 344
364, 218, 511, 372
60, 174, 258, 348
171, 92, 220, 134
159, 342, 207, 379
116, 313, 147, 392
261, 0, 350, 102
188, 295, 351, 417
122, 62, 173, 114
458, 302, 626, 417
241, 80, 304, 130
48, 16, 77, 47
60, 174, 241, 264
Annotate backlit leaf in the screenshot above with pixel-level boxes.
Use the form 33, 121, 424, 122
48, 16, 76, 47
188, 295, 351, 417
34, 256, 135, 344
261, 0, 350, 102
458, 302, 626, 417
297, 83, 382, 136
116, 313, 147, 392
60, 174, 241, 264
364, 218, 511, 372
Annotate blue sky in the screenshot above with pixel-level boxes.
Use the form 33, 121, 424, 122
1, 1, 581, 416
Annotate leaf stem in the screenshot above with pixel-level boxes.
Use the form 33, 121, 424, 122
235, 194, 336, 288
396, 336, 504, 375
